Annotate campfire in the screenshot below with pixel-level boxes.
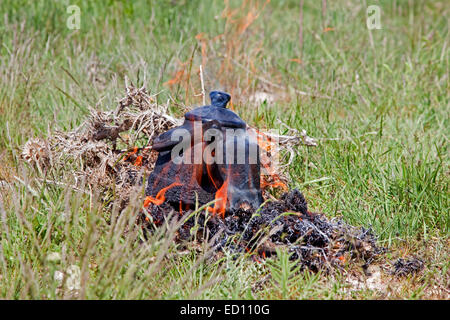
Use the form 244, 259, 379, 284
22, 86, 389, 273
141, 91, 385, 270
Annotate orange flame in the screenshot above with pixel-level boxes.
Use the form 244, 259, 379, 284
143, 182, 182, 207
134, 155, 143, 167
208, 177, 229, 218
123, 146, 138, 162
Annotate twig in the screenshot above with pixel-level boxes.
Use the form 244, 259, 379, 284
199, 65, 206, 105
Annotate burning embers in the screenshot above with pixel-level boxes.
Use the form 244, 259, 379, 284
145, 91, 266, 217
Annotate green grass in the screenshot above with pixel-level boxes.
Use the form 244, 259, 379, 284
0, 0, 448, 299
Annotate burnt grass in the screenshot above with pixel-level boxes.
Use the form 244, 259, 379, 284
391, 258, 424, 277
142, 189, 387, 272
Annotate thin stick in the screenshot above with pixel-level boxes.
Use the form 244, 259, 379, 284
199, 65, 206, 105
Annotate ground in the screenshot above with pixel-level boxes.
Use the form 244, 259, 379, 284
0, 0, 448, 299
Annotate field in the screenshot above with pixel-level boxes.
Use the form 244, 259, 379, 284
0, 0, 448, 299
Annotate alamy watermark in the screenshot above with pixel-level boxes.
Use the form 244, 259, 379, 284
67, 5, 81, 30
366, 5, 382, 30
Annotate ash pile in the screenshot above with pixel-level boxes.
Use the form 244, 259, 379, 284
144, 189, 385, 272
